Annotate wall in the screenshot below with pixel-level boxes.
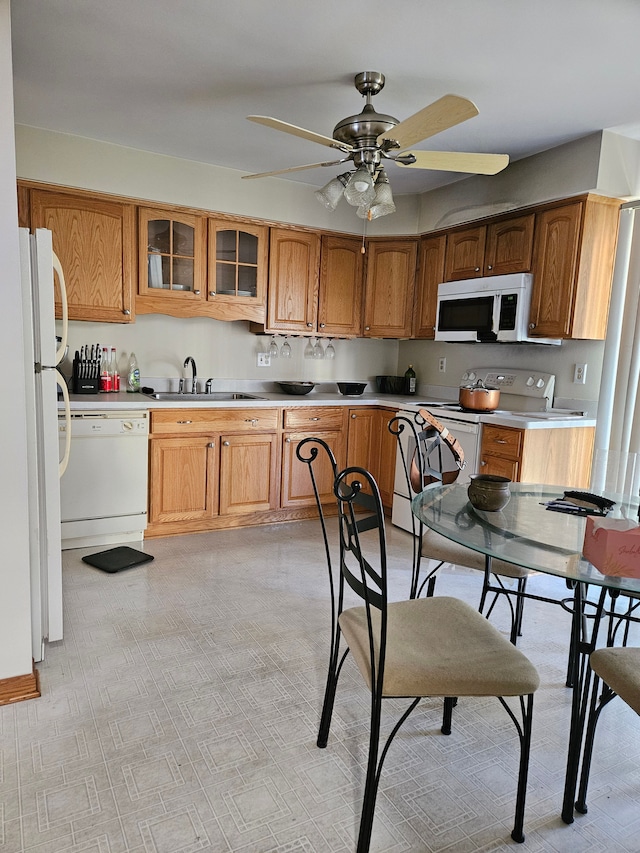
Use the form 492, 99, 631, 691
0, 0, 34, 680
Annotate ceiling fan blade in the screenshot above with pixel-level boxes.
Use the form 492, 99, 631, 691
247, 116, 353, 152
380, 95, 479, 150
241, 158, 349, 180
397, 150, 509, 175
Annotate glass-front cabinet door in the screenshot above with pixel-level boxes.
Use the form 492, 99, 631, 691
138, 208, 205, 299
208, 219, 268, 322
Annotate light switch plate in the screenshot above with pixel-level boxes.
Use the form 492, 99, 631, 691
257, 353, 271, 367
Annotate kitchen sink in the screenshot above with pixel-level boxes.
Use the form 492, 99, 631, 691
143, 391, 266, 402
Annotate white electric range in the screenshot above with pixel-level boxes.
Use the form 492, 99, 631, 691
391, 367, 587, 532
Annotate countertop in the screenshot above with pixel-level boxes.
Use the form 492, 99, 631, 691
59, 391, 596, 430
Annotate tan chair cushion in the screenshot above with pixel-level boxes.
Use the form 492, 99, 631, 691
590, 647, 640, 715
421, 528, 533, 579
339, 596, 540, 699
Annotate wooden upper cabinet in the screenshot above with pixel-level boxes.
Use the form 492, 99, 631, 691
30, 189, 135, 323
363, 238, 418, 338
317, 234, 364, 337
529, 196, 619, 340
413, 234, 446, 339
485, 214, 534, 275
207, 219, 268, 323
267, 227, 320, 332
444, 214, 534, 281
138, 207, 206, 300
444, 226, 486, 280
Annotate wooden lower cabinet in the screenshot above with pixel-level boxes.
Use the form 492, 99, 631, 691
480, 424, 595, 488
149, 436, 218, 524
219, 433, 279, 514
347, 407, 397, 509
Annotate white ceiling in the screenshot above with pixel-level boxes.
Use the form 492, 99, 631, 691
10, 0, 640, 196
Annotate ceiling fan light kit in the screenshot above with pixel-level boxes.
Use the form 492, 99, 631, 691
244, 72, 509, 219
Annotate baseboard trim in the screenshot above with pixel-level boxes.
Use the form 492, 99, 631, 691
0, 664, 40, 706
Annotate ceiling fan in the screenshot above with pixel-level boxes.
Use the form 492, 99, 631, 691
242, 72, 508, 219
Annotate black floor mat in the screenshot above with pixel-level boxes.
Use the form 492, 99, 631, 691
82, 546, 154, 574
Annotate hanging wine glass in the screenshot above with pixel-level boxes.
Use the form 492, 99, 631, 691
325, 338, 336, 359
269, 336, 279, 359
280, 336, 292, 358
304, 338, 315, 359
313, 338, 325, 359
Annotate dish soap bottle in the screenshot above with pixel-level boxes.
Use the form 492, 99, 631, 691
127, 352, 141, 393
405, 364, 416, 395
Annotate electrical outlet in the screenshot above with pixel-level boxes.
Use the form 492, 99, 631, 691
438, 357, 446, 373
573, 362, 587, 384
257, 352, 271, 367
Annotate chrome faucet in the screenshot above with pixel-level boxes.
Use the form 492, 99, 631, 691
205, 378, 214, 393
183, 356, 198, 394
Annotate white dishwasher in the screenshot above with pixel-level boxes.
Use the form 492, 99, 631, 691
58, 411, 149, 549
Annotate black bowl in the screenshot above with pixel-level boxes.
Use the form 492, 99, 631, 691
337, 382, 367, 396
277, 381, 315, 396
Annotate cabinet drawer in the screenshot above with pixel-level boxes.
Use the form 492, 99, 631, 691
481, 425, 523, 459
150, 407, 280, 435
283, 407, 345, 430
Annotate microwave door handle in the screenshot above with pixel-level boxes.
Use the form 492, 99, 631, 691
492, 292, 501, 334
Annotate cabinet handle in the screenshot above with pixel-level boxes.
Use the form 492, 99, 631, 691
209, 291, 216, 296
244, 418, 259, 425
351, 414, 357, 419
364, 326, 370, 331
486, 264, 493, 270
123, 308, 131, 315
529, 322, 536, 330
495, 439, 507, 444
177, 420, 193, 424
223, 441, 230, 446
474, 267, 480, 272
306, 322, 313, 327
310, 417, 320, 421
480, 459, 486, 466
207, 442, 215, 448
319, 323, 325, 328
285, 437, 292, 443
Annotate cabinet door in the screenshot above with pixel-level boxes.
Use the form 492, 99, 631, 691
485, 214, 534, 275
207, 220, 268, 322
413, 234, 446, 339
139, 207, 206, 300
281, 429, 346, 508
479, 455, 520, 481
267, 228, 320, 332
149, 436, 219, 523
363, 239, 417, 338
529, 203, 582, 339
347, 408, 396, 509
219, 433, 279, 514
317, 234, 364, 337
375, 409, 398, 509
444, 226, 486, 281
30, 190, 135, 323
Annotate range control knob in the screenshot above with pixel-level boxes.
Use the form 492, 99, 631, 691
536, 378, 546, 388
526, 376, 535, 387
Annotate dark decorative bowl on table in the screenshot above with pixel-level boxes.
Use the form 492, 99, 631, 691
277, 381, 315, 396
376, 375, 407, 394
468, 474, 512, 511
337, 382, 367, 396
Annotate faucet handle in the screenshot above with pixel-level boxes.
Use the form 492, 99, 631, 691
178, 378, 185, 394
205, 378, 214, 393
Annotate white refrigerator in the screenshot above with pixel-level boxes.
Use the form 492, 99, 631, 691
19, 227, 71, 662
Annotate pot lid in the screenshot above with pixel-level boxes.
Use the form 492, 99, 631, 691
460, 378, 499, 391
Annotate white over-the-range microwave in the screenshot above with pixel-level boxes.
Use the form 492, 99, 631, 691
434, 272, 561, 345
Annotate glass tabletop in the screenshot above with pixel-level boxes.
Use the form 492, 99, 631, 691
412, 482, 640, 594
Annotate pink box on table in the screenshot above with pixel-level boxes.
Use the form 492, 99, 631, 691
582, 516, 640, 578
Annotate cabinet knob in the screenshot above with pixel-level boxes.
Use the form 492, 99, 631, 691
319, 323, 325, 328
285, 437, 292, 443
223, 441, 230, 446
351, 414, 357, 419
364, 326, 370, 331
177, 420, 193, 424
306, 322, 313, 328
480, 459, 486, 466
486, 264, 493, 270
123, 309, 131, 315
194, 290, 201, 295
474, 267, 480, 272
529, 322, 536, 330
207, 442, 215, 448
209, 291, 216, 296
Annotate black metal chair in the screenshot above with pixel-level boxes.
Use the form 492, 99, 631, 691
314, 463, 539, 851
389, 411, 537, 643
575, 645, 640, 814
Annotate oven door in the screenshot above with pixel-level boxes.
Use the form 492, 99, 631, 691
391, 413, 481, 533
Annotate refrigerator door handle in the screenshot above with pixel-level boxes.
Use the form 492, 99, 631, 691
57, 368, 71, 477
53, 250, 68, 366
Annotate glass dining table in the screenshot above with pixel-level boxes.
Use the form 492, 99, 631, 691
412, 482, 640, 825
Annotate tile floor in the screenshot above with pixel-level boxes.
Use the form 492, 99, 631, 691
1, 520, 639, 853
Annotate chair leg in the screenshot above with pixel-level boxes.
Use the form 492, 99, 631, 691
356, 701, 382, 853
317, 637, 345, 748
441, 696, 457, 735
575, 677, 616, 814
514, 577, 527, 638
510, 693, 534, 844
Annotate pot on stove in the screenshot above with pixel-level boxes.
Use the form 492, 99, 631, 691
458, 378, 501, 412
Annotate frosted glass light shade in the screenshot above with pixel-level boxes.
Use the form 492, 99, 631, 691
356, 169, 396, 219
344, 167, 375, 207
314, 173, 349, 210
